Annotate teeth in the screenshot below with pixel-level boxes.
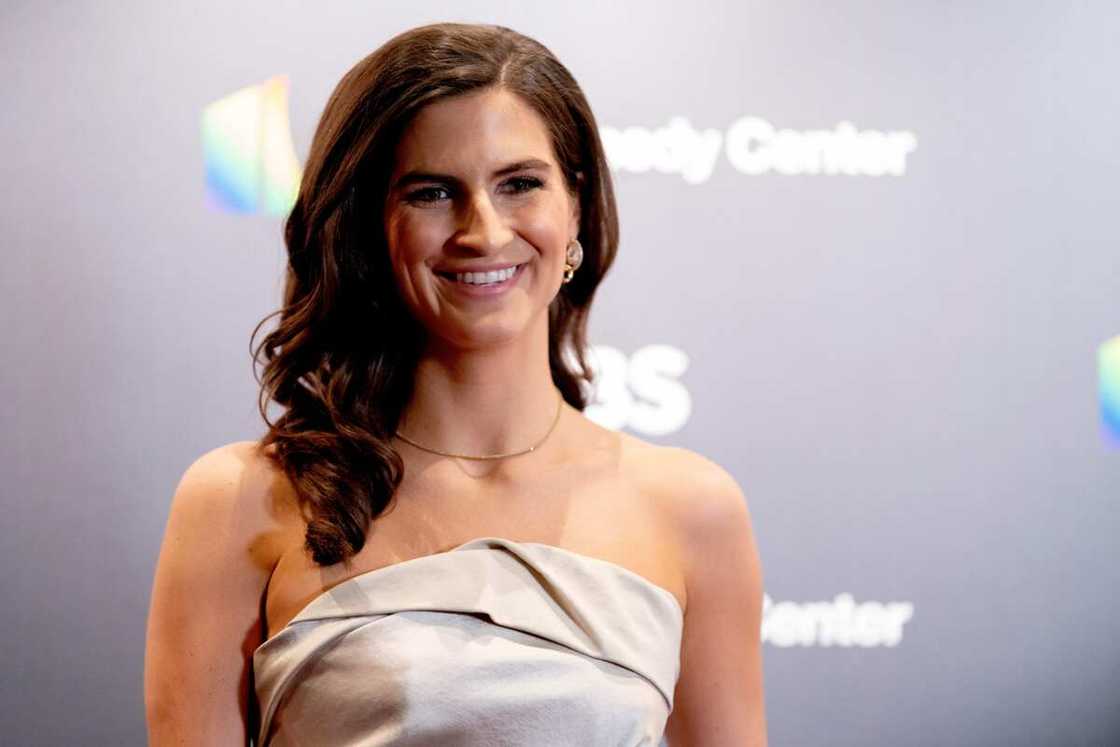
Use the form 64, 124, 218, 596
455, 265, 518, 285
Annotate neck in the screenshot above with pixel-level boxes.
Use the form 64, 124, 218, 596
396, 316, 562, 458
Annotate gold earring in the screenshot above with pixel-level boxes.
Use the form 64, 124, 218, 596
563, 239, 583, 284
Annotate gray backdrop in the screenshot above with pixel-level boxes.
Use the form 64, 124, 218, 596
2, 2, 1118, 745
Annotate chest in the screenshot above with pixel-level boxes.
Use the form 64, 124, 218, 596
261, 463, 686, 641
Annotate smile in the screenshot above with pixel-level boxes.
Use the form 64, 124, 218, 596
435, 262, 526, 297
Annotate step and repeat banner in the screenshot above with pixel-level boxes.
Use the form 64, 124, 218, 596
2, 2, 1117, 745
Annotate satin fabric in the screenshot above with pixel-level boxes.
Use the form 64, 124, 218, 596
252, 536, 684, 746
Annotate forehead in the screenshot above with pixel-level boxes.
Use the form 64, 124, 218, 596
391, 88, 556, 173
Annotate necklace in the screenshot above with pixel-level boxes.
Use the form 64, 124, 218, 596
394, 388, 564, 461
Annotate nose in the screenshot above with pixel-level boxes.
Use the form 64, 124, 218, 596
454, 189, 515, 253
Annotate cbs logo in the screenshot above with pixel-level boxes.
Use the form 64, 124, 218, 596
576, 344, 691, 436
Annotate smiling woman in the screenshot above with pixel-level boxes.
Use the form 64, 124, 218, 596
144, 20, 766, 747
382, 86, 582, 345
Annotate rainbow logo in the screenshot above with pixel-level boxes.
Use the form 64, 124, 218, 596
1100, 335, 1120, 444
201, 75, 301, 215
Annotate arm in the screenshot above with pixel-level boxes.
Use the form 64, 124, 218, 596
144, 442, 284, 745
662, 450, 768, 746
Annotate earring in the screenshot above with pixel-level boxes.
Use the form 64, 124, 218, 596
563, 239, 583, 283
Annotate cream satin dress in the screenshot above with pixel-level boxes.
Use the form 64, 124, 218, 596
252, 536, 684, 746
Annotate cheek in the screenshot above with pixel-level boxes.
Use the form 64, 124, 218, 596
517, 203, 569, 259
384, 215, 442, 305
387, 212, 448, 262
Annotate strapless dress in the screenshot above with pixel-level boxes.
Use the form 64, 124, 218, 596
251, 536, 684, 746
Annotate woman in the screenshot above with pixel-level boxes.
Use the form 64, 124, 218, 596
145, 22, 767, 746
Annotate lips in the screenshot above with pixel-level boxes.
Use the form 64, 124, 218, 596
434, 262, 525, 279
435, 261, 526, 296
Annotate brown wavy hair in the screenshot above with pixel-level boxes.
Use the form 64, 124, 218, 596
250, 22, 619, 566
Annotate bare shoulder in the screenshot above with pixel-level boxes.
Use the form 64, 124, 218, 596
168, 439, 302, 559
144, 439, 302, 743
627, 442, 768, 745
613, 432, 760, 585
151, 437, 301, 631
618, 435, 755, 547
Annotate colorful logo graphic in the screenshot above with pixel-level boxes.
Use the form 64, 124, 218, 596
1100, 335, 1120, 444
201, 75, 301, 215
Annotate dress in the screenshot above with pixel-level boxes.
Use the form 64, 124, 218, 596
251, 536, 684, 746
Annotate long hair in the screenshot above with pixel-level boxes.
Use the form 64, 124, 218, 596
250, 22, 619, 566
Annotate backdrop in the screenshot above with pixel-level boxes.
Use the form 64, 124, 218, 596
2, 2, 1118, 745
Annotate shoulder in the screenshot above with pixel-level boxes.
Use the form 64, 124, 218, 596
654, 450, 770, 743
617, 434, 760, 580
620, 436, 754, 544
174, 440, 259, 493
145, 440, 303, 739
172, 440, 270, 511
167, 440, 303, 567
633, 444, 768, 742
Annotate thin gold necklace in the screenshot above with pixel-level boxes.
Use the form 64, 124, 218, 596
394, 388, 564, 461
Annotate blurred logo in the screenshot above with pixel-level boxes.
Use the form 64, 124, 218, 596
581, 344, 692, 436
201, 79, 917, 216
201, 75, 302, 214
762, 592, 916, 647
1100, 335, 1120, 444
601, 115, 918, 183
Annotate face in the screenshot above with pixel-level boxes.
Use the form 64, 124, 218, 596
383, 87, 581, 351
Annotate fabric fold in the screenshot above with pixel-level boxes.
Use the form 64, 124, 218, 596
252, 536, 683, 746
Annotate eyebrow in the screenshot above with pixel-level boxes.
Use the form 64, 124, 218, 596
391, 158, 552, 191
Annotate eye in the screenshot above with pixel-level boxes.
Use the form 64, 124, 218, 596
404, 176, 543, 205
502, 176, 543, 194
405, 186, 450, 204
